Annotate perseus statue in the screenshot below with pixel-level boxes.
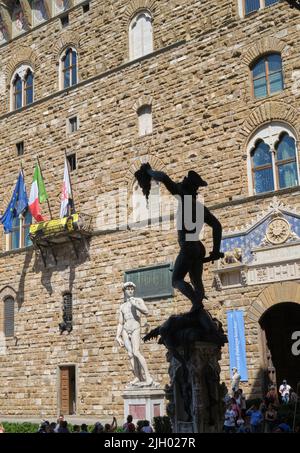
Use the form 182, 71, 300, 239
135, 163, 224, 311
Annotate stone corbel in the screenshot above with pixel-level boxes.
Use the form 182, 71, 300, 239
0, 3, 12, 40
43, 0, 52, 19
19, 0, 32, 27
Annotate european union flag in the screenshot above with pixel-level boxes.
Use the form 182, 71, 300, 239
0, 171, 29, 233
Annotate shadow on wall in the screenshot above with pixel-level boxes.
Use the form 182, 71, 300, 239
245, 368, 266, 402
31, 238, 91, 295
16, 247, 34, 309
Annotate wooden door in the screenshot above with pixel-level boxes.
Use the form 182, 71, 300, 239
60, 367, 70, 415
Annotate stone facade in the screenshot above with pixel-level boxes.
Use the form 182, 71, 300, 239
0, 0, 300, 419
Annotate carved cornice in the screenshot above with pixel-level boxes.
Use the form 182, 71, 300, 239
223, 197, 299, 237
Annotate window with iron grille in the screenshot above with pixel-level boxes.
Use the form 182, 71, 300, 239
4, 297, 15, 338
16, 141, 24, 156
83, 2, 90, 13
60, 14, 69, 28
59, 293, 73, 334
67, 153, 76, 171
68, 116, 78, 133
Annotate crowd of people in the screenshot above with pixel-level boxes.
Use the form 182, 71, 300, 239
0, 414, 154, 434
223, 374, 299, 433
0, 374, 298, 434
35, 414, 154, 434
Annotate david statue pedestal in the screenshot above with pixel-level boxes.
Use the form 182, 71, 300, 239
116, 282, 165, 422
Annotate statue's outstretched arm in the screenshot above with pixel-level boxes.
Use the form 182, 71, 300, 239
146, 167, 179, 196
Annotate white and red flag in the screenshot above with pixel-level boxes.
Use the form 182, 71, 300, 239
60, 158, 73, 218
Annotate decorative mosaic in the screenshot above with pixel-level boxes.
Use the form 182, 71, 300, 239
221, 199, 300, 264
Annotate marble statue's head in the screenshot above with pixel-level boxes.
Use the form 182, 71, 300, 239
123, 281, 136, 299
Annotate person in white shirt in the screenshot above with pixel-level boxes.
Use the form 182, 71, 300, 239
279, 379, 291, 404
223, 404, 236, 433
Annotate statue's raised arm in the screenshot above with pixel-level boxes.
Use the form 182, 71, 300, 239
135, 163, 179, 198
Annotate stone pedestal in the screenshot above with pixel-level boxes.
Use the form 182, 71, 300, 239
123, 386, 165, 423
165, 342, 226, 433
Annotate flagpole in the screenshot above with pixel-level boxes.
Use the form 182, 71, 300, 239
64, 151, 76, 214
36, 156, 53, 220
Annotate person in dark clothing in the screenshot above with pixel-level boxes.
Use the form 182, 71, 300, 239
135, 163, 223, 310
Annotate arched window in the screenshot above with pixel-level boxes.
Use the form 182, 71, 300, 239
275, 133, 299, 189
13, 74, 22, 109
132, 180, 160, 223
137, 105, 153, 136
129, 11, 153, 61
4, 296, 15, 338
25, 70, 34, 105
61, 48, 78, 89
243, 0, 279, 16
248, 123, 299, 195
11, 66, 34, 110
251, 140, 274, 194
251, 54, 283, 99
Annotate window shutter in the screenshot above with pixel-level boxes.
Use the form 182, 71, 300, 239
149, 181, 160, 219
134, 18, 143, 59
4, 297, 15, 337
130, 13, 153, 60
138, 105, 152, 136
143, 15, 153, 56
63, 293, 72, 323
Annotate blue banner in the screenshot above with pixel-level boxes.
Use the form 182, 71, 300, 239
227, 310, 248, 381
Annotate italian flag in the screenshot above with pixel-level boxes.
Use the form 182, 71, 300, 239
29, 164, 48, 222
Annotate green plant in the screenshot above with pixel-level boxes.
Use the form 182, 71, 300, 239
153, 416, 172, 433
2, 422, 39, 433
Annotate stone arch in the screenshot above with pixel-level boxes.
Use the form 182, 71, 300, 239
5, 46, 38, 87
241, 36, 287, 67
52, 31, 81, 65
0, 285, 17, 301
133, 94, 153, 112
122, 0, 157, 25
247, 282, 300, 323
126, 155, 166, 191
239, 101, 299, 149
